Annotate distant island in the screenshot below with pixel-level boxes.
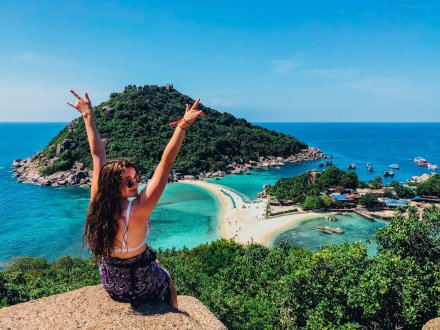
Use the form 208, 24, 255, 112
11, 84, 326, 187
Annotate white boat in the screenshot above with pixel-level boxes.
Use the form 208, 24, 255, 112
347, 163, 356, 170
428, 164, 438, 170
389, 164, 400, 169
414, 157, 427, 163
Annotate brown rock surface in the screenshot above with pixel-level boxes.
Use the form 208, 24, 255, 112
0, 285, 227, 330
423, 317, 440, 330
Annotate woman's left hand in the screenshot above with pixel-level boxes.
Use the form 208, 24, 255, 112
183, 98, 207, 125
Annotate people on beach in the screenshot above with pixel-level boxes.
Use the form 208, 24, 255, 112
67, 90, 205, 309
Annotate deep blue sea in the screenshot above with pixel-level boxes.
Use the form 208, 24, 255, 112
1, 122, 439, 263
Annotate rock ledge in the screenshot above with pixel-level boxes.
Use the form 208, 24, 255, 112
0, 285, 226, 330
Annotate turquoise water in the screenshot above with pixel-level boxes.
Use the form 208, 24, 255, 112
272, 214, 388, 255
1, 122, 439, 262
0, 123, 220, 262
209, 123, 440, 199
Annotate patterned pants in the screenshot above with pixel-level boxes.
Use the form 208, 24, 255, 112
99, 248, 171, 305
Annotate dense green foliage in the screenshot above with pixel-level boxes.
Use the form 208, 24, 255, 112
358, 193, 380, 208
2, 206, 439, 328
389, 181, 416, 198
301, 194, 335, 210
39, 85, 307, 176
266, 166, 359, 203
417, 174, 440, 197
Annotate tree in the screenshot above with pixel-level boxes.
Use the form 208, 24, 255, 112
359, 193, 380, 208
375, 206, 440, 262
302, 196, 322, 210
417, 175, 440, 197
369, 176, 383, 189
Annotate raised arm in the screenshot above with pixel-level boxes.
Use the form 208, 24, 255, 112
67, 90, 106, 200
135, 98, 206, 217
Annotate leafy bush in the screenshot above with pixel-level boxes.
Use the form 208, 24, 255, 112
1, 207, 439, 328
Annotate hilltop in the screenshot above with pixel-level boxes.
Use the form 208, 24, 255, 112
11, 84, 325, 186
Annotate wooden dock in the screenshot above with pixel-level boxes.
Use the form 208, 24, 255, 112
353, 209, 375, 222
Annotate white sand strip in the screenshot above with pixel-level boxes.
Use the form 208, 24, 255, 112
178, 180, 321, 247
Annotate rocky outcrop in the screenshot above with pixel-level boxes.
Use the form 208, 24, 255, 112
11, 157, 92, 187
201, 147, 329, 179
423, 317, 440, 329
0, 285, 226, 330
12, 146, 328, 187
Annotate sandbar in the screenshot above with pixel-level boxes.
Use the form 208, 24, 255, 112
178, 180, 321, 247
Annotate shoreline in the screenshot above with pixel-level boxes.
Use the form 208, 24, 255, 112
179, 180, 321, 247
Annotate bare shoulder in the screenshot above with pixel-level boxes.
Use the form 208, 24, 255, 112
130, 197, 152, 225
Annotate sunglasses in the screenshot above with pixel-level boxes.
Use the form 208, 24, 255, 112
123, 174, 141, 188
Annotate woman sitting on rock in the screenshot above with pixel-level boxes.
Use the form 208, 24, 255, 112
67, 90, 205, 309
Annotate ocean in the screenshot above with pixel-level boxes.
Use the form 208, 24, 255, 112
1, 122, 439, 262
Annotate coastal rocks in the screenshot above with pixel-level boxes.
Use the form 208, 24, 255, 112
11, 157, 93, 188
12, 146, 328, 188
56, 139, 76, 155
408, 173, 432, 184
223, 147, 328, 176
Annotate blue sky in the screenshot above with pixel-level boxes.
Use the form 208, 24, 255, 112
1, 1, 439, 122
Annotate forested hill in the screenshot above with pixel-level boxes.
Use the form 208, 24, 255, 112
38, 84, 308, 176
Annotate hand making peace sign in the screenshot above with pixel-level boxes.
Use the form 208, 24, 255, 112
67, 90, 93, 116
182, 98, 207, 124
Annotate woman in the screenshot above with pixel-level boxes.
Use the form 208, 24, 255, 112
67, 90, 205, 309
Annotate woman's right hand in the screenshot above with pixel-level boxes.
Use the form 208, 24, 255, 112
67, 90, 93, 117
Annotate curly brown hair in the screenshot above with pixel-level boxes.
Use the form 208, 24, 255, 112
84, 159, 139, 258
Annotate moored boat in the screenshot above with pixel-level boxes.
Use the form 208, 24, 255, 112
366, 163, 373, 171
347, 163, 356, 170
389, 164, 399, 169
384, 170, 394, 177
414, 157, 427, 163
428, 163, 438, 170
418, 160, 429, 167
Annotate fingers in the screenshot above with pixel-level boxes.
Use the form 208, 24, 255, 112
66, 101, 77, 109
85, 92, 91, 103
70, 90, 82, 100
198, 110, 207, 119
191, 98, 200, 111
185, 104, 190, 112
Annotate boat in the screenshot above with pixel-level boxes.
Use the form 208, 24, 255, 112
347, 163, 356, 170
389, 164, 400, 169
418, 160, 429, 167
325, 216, 337, 222
414, 157, 427, 163
325, 161, 333, 166
318, 162, 324, 167
366, 163, 373, 172
428, 164, 438, 170
384, 170, 394, 177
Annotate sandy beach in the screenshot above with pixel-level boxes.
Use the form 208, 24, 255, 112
179, 180, 321, 247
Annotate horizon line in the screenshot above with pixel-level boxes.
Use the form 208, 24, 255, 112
1, 121, 440, 124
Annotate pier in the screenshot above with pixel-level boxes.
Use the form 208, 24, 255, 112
353, 209, 375, 222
